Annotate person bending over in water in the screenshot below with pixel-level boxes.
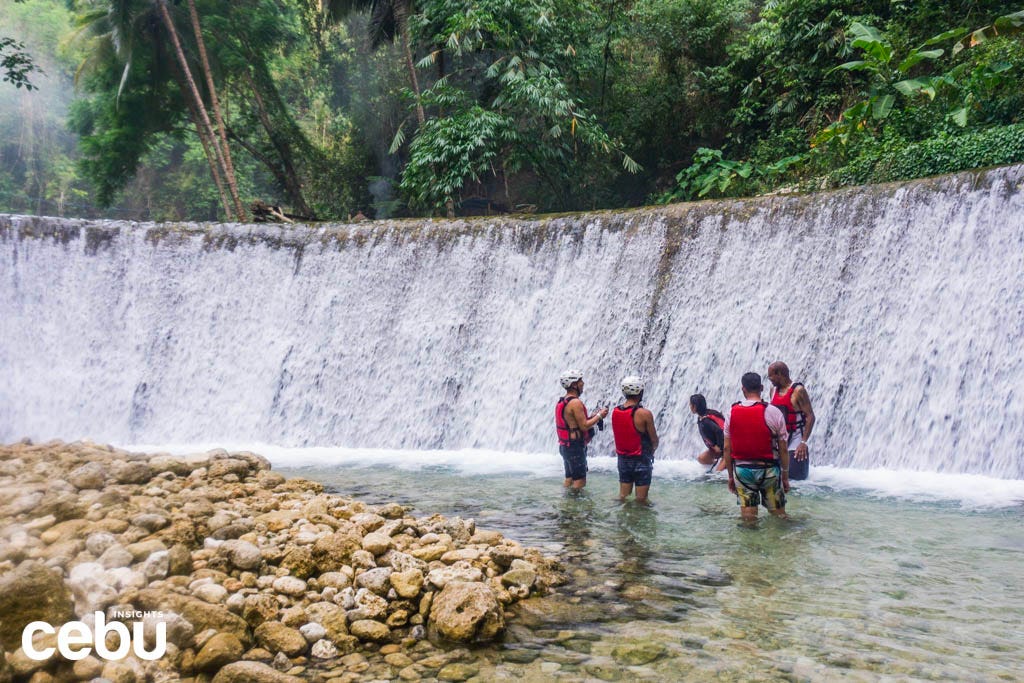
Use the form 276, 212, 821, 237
555, 369, 608, 490
723, 372, 790, 522
767, 361, 815, 481
611, 376, 659, 504
690, 393, 726, 471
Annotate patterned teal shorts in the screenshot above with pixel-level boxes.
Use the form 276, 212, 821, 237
734, 462, 786, 511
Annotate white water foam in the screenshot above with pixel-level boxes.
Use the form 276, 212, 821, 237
5, 166, 1024, 477
125, 442, 1024, 510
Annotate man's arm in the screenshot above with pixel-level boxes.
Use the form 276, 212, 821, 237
723, 437, 735, 493
793, 386, 815, 459
567, 399, 606, 431
640, 409, 659, 452
778, 436, 790, 492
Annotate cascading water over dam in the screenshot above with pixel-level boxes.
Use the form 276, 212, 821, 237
2, 165, 1022, 478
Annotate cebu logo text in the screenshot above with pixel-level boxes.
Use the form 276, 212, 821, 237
22, 611, 166, 661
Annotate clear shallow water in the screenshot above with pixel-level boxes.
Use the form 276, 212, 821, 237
135, 445, 1024, 681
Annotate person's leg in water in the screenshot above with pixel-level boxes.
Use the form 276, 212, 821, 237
633, 455, 653, 505
635, 484, 651, 505
734, 466, 763, 522
561, 447, 572, 488
762, 468, 789, 519
698, 449, 726, 471
562, 443, 587, 489
618, 455, 633, 500
569, 443, 588, 490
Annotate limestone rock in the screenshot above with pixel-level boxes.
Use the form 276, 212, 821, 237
272, 576, 307, 597
208, 458, 251, 479
131, 512, 170, 532
312, 528, 362, 572
500, 559, 536, 590
390, 569, 424, 599
168, 543, 193, 576
255, 621, 308, 656
427, 565, 483, 589
211, 661, 304, 683
111, 460, 153, 485
349, 619, 390, 642
243, 594, 279, 628
195, 632, 245, 672
222, 540, 262, 571
355, 567, 392, 595
437, 662, 480, 681
281, 546, 316, 579
361, 532, 392, 555
310, 638, 338, 659
68, 461, 107, 489
611, 641, 667, 666
428, 582, 504, 643
0, 561, 74, 650
299, 622, 326, 643
125, 539, 167, 562
71, 655, 104, 680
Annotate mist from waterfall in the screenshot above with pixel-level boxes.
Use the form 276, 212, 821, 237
2, 165, 1022, 478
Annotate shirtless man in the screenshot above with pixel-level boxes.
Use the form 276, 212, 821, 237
554, 370, 609, 490
612, 376, 659, 504
767, 361, 816, 480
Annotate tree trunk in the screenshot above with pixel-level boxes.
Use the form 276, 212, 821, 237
185, 0, 245, 220
394, 0, 425, 126
243, 69, 315, 219
157, 0, 242, 220
172, 66, 232, 217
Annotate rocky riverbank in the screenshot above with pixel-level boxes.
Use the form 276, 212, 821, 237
0, 440, 566, 683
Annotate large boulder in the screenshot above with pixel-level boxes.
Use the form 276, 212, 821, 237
428, 581, 504, 643
135, 590, 251, 647
0, 562, 75, 650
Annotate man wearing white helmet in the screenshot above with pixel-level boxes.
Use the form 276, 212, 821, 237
611, 375, 659, 504
555, 370, 609, 490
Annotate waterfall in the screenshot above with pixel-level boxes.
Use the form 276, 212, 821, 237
2, 165, 1022, 477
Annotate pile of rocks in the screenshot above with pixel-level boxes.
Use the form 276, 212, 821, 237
0, 440, 565, 682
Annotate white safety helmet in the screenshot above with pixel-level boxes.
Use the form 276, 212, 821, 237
621, 375, 645, 397
559, 369, 584, 389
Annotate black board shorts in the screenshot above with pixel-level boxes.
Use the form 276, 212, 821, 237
617, 454, 653, 486
788, 448, 809, 480
560, 442, 588, 480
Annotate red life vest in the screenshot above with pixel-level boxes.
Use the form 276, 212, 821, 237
770, 382, 805, 436
555, 396, 591, 446
729, 401, 775, 461
612, 404, 646, 456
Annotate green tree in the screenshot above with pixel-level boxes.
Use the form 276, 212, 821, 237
398, 0, 638, 213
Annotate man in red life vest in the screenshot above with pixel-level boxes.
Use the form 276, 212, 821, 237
722, 372, 790, 522
767, 361, 816, 480
689, 393, 726, 470
555, 369, 609, 490
611, 376, 659, 504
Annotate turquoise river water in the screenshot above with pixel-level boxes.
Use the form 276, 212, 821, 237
222, 447, 1024, 682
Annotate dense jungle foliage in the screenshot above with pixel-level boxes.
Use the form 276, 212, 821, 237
1, 0, 1022, 221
